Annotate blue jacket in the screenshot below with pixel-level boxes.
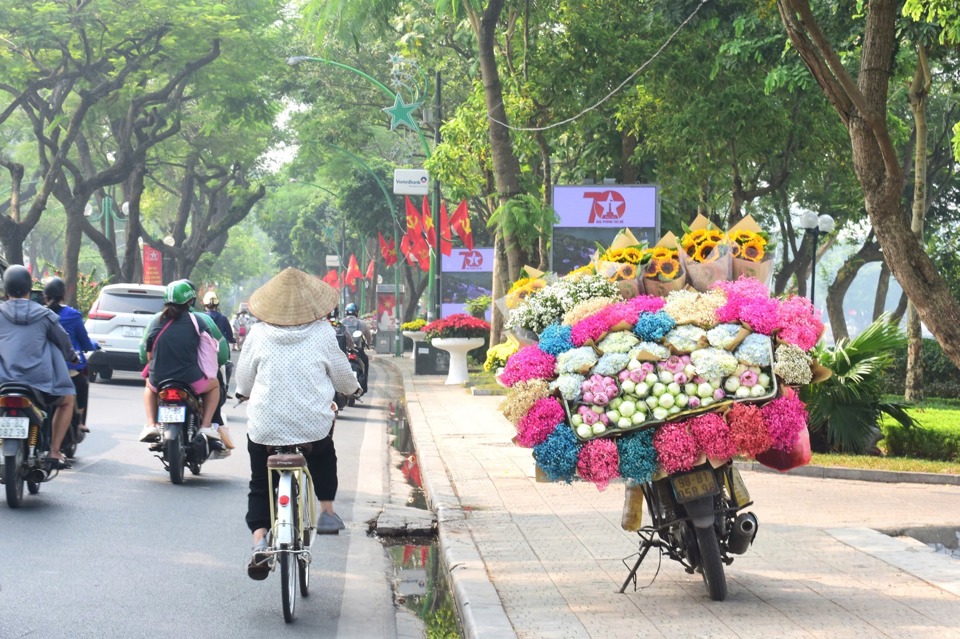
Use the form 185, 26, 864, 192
54, 305, 97, 371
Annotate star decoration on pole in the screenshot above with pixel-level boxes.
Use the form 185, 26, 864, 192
382, 93, 422, 131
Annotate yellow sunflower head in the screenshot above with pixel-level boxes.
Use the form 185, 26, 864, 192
651, 247, 673, 260
508, 277, 532, 294
688, 229, 710, 245
694, 241, 720, 263
618, 263, 638, 280
731, 243, 742, 258
644, 258, 662, 278
705, 229, 725, 243
742, 240, 765, 262
621, 247, 643, 264
659, 258, 680, 280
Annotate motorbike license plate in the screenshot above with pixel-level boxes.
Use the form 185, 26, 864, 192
671, 469, 719, 504
122, 325, 143, 338
0, 416, 29, 439
157, 405, 186, 423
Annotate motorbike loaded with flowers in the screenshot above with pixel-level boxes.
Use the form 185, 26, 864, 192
495, 216, 828, 601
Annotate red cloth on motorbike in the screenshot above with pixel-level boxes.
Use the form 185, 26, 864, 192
754, 425, 812, 472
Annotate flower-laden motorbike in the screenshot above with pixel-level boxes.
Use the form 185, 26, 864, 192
620, 460, 758, 601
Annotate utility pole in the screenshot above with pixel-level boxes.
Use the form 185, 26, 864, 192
432, 70, 442, 320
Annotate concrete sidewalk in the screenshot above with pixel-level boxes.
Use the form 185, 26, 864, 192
385, 357, 960, 639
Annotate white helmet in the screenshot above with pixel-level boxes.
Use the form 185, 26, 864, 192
203, 291, 219, 306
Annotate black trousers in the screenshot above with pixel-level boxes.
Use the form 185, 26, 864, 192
245, 427, 338, 533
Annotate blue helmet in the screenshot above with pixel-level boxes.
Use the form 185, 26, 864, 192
344, 303, 358, 317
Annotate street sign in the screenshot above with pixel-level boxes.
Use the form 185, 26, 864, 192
326, 255, 340, 268
393, 169, 429, 195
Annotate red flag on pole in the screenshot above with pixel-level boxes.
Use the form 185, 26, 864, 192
449, 200, 474, 250
344, 254, 362, 289
322, 269, 341, 288
410, 232, 431, 271
379, 231, 397, 266
438, 200, 452, 257
404, 196, 423, 237
365, 259, 375, 281
422, 196, 435, 249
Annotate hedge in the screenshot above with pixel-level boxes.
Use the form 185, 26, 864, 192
881, 338, 960, 398
882, 408, 960, 462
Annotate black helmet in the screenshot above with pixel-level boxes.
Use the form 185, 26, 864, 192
43, 276, 66, 301
328, 306, 339, 319
3, 265, 33, 298
345, 302, 358, 317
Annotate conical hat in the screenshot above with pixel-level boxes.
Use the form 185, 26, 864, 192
248, 268, 339, 326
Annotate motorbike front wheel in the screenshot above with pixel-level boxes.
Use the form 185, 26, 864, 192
695, 525, 727, 601
166, 434, 185, 485
3, 449, 25, 507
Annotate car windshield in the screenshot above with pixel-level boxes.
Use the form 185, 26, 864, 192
98, 292, 166, 314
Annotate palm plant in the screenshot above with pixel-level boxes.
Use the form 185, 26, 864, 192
801, 314, 916, 453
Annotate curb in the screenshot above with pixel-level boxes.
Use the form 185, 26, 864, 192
382, 359, 517, 639
735, 460, 960, 485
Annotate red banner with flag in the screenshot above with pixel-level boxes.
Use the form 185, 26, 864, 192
404, 196, 423, 237
449, 199, 474, 250
379, 231, 397, 266
422, 196, 435, 249
365, 259, 375, 281
142, 245, 163, 285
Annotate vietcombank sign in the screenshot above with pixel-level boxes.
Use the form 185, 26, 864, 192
393, 169, 429, 195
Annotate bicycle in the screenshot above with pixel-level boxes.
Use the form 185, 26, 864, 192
259, 445, 316, 622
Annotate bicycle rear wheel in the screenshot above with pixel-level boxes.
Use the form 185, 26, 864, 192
280, 478, 301, 622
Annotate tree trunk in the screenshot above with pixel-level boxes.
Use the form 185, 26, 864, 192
62, 205, 85, 307
490, 231, 507, 347
904, 45, 930, 402
824, 240, 882, 342
777, 0, 960, 368
873, 260, 890, 321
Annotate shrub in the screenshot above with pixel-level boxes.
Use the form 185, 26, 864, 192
464, 295, 492, 319
882, 338, 960, 398
883, 418, 960, 462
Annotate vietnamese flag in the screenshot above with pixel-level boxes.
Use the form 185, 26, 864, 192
410, 232, 431, 271
365, 259, 375, 281
438, 200, 452, 256
422, 196, 436, 250
344, 254, 362, 289
379, 231, 397, 266
322, 269, 341, 288
449, 199, 474, 250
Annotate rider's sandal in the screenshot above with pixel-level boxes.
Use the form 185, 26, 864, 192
45, 456, 71, 470
247, 538, 271, 581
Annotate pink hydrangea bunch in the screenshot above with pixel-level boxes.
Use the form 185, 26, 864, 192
570, 312, 616, 346
688, 413, 737, 459
624, 294, 666, 316
653, 422, 701, 473
761, 390, 808, 451
727, 403, 771, 456
499, 345, 557, 387
576, 438, 620, 490
776, 296, 824, 351
516, 397, 566, 448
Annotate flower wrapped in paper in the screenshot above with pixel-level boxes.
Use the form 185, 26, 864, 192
678, 214, 732, 292
642, 232, 687, 297
593, 229, 647, 299
728, 214, 775, 289
496, 266, 555, 331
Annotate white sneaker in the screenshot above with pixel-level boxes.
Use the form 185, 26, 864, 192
139, 424, 160, 443
198, 427, 221, 440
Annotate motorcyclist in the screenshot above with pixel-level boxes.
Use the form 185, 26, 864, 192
203, 290, 235, 385
327, 306, 355, 353
0, 265, 77, 469
43, 276, 98, 433
340, 303, 370, 393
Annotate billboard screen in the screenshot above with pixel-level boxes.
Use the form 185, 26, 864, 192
441, 247, 494, 320
551, 185, 659, 275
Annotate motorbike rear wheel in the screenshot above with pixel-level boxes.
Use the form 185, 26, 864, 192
695, 525, 727, 601
167, 434, 185, 485
3, 449, 24, 508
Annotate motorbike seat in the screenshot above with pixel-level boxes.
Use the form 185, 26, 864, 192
0, 382, 48, 412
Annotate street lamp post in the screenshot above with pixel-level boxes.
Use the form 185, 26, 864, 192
798, 211, 835, 308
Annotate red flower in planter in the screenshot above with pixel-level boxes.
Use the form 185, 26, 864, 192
423, 313, 491, 341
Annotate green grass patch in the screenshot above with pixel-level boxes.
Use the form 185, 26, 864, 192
467, 370, 503, 392
881, 406, 960, 462
810, 452, 960, 474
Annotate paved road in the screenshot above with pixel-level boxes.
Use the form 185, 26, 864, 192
0, 363, 398, 638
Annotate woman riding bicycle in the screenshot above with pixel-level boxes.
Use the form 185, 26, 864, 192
234, 268, 360, 580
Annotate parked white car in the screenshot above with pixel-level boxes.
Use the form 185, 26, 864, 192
84, 283, 166, 381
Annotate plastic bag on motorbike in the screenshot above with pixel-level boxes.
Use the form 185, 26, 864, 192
754, 425, 812, 472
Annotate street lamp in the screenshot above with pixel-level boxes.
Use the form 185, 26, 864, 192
798, 212, 835, 307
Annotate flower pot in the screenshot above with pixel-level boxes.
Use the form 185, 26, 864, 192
431, 337, 485, 385
401, 331, 428, 360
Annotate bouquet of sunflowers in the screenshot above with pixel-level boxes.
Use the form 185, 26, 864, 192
642, 232, 687, 297
728, 215, 774, 288
593, 229, 647, 298
679, 215, 732, 292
